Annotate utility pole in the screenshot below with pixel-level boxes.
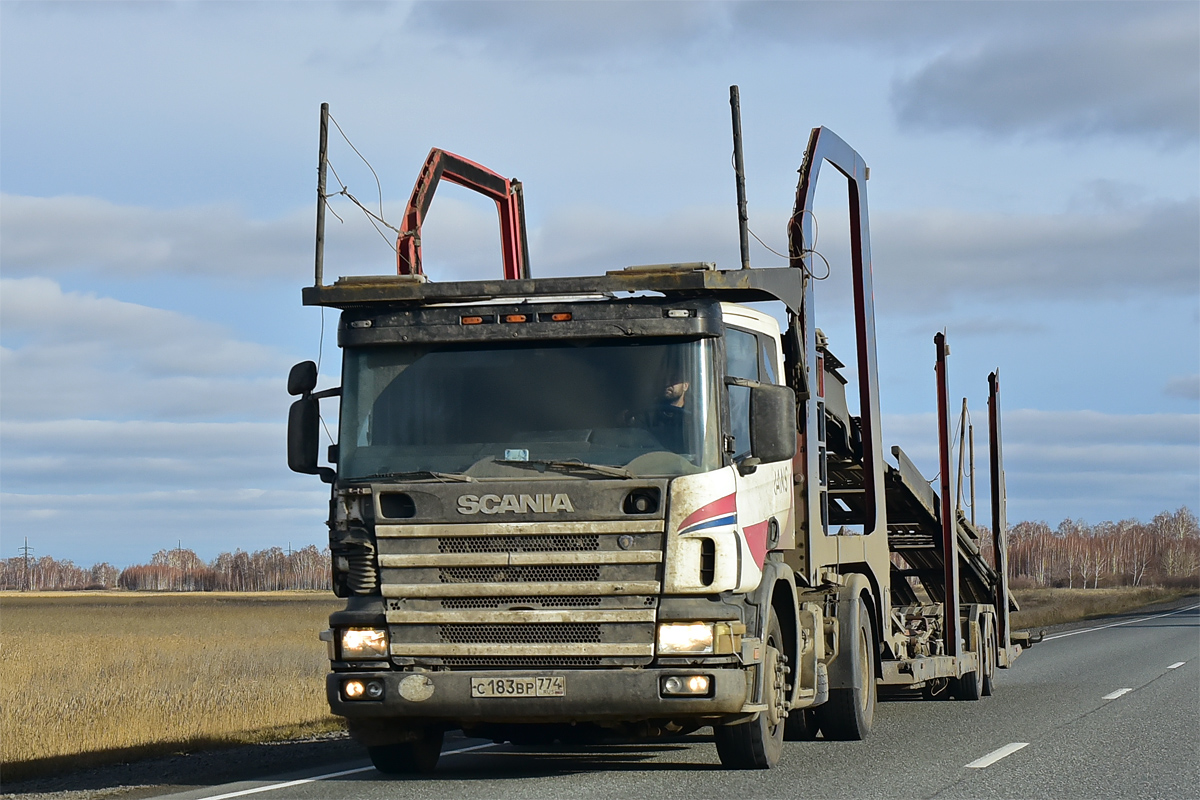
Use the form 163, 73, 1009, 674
20, 537, 33, 592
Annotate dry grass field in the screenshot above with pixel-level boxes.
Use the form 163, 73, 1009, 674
1010, 586, 1192, 630
1, 591, 343, 780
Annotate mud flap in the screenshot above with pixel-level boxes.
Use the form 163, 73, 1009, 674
826, 575, 874, 692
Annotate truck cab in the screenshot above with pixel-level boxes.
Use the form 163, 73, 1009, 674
296, 279, 815, 771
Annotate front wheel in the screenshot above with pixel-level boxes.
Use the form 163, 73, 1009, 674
715, 614, 788, 769
368, 727, 443, 774
815, 602, 876, 740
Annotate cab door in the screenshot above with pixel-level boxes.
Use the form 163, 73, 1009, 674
725, 324, 793, 590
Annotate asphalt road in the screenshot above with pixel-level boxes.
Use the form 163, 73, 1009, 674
138, 600, 1198, 800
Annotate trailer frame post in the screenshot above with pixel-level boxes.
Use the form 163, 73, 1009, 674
935, 332, 960, 659
989, 371, 1011, 653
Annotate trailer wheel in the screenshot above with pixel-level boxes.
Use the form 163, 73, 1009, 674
815, 603, 876, 740
981, 618, 997, 697
715, 614, 786, 769
368, 728, 443, 774
953, 627, 983, 701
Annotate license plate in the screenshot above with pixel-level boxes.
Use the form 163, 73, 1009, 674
470, 676, 565, 698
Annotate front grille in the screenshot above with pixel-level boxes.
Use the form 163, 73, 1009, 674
439, 535, 599, 553
439, 565, 600, 584
381, 516, 664, 667
439, 623, 602, 644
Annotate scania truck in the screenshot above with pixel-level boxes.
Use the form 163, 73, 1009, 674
288, 93, 1030, 773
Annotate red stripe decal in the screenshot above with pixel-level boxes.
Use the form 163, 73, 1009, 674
678, 493, 736, 533
743, 520, 770, 568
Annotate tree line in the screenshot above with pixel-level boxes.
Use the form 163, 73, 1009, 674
3, 507, 1197, 592
0, 545, 331, 592
995, 507, 1199, 589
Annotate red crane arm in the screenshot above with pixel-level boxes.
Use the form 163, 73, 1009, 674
396, 148, 530, 280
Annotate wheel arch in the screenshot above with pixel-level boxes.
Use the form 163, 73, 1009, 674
747, 560, 801, 706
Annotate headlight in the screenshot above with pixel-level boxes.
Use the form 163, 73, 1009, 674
657, 622, 715, 654
340, 627, 388, 659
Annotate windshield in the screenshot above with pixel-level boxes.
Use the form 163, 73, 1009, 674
339, 337, 720, 480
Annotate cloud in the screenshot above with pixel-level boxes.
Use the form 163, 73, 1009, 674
411, 1, 1197, 145
408, 0, 731, 68
0, 277, 291, 420
1165, 374, 1200, 401
0, 419, 297, 492
0, 194, 311, 278
883, 409, 1199, 524
8, 190, 1195, 309
870, 199, 1200, 307
892, 9, 1199, 144
530, 199, 1199, 307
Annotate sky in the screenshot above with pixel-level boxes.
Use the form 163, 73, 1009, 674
1, 1, 1197, 567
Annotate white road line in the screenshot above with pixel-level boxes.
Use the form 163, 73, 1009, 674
965, 742, 1029, 769
1102, 688, 1133, 700
194, 742, 497, 800
1041, 603, 1200, 642
1168, 661, 1186, 669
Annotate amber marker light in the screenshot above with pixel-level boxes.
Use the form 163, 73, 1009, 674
550, 313, 571, 321
461, 316, 484, 325
503, 314, 528, 323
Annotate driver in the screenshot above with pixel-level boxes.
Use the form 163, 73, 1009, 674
648, 373, 693, 453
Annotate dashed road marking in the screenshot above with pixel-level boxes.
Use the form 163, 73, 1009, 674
194, 741, 497, 799
1102, 688, 1133, 700
1168, 661, 1186, 669
965, 742, 1029, 769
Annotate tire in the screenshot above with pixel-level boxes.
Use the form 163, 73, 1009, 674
815, 602, 876, 740
953, 621, 983, 702
981, 618, 997, 697
715, 614, 788, 769
368, 728, 443, 774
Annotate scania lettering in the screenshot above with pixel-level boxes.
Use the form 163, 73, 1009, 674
457, 494, 576, 515
290, 93, 1034, 775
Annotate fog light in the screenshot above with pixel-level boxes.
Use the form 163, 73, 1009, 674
662, 674, 712, 696
365, 680, 385, 699
343, 679, 365, 699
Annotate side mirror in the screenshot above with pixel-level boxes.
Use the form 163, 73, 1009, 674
288, 396, 336, 482
288, 361, 318, 396
288, 396, 320, 474
750, 384, 797, 464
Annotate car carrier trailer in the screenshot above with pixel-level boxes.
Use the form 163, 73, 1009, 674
288, 91, 1033, 773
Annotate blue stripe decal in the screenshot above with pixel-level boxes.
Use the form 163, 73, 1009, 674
679, 514, 737, 535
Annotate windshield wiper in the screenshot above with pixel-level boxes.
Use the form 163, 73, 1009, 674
495, 459, 633, 479
351, 470, 475, 483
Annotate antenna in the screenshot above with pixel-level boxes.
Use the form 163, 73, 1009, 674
729, 86, 751, 270
315, 102, 330, 288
